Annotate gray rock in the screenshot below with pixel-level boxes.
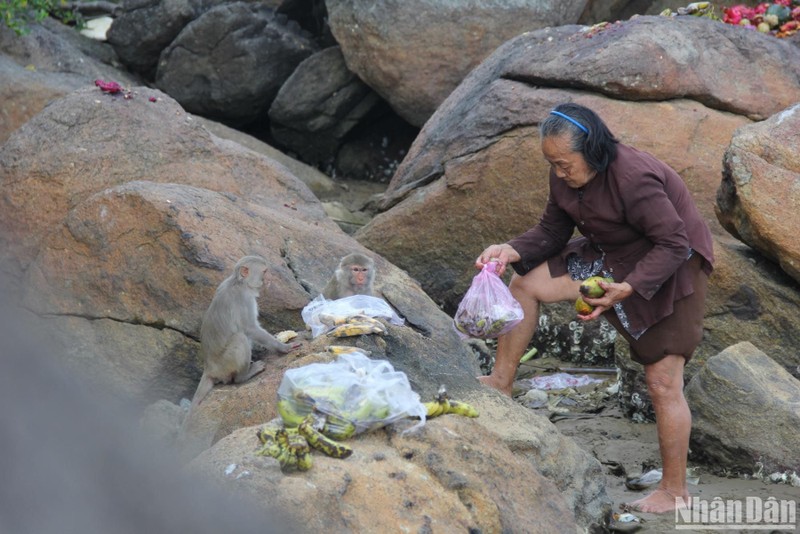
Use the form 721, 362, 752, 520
269, 46, 381, 164
191, 114, 339, 198
685, 342, 800, 474
0, 86, 330, 275
155, 2, 317, 126
107, 0, 235, 78
188, 416, 584, 532
327, 0, 588, 126
140, 399, 187, 445
716, 104, 800, 283
0, 19, 139, 142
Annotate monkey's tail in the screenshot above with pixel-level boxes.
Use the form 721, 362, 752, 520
180, 373, 214, 434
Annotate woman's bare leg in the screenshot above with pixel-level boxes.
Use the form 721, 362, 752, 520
478, 262, 581, 396
625, 354, 691, 513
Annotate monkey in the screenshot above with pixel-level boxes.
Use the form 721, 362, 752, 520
187, 255, 297, 412
322, 253, 376, 300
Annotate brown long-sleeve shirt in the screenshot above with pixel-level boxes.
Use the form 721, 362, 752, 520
508, 143, 714, 336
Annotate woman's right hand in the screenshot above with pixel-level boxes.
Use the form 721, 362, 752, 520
475, 244, 521, 277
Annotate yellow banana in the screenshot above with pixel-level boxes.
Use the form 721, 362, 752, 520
277, 399, 306, 427
275, 330, 298, 343
327, 323, 385, 337
322, 413, 357, 440
318, 313, 349, 326
271, 428, 310, 472
326, 345, 365, 356
286, 430, 310, 455
346, 315, 384, 327
299, 416, 353, 459
255, 440, 282, 458
295, 450, 313, 471
424, 400, 446, 418
276, 446, 299, 472
446, 400, 479, 418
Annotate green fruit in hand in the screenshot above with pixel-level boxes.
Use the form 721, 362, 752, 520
579, 276, 613, 298
575, 297, 594, 316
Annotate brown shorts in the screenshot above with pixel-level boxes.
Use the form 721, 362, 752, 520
602, 253, 708, 366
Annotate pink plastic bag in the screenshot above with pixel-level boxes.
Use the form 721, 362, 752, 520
453, 261, 524, 339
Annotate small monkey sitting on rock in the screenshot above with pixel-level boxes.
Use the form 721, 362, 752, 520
322, 253, 375, 300
187, 255, 298, 413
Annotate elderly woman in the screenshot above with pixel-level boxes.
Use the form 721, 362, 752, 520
476, 103, 713, 514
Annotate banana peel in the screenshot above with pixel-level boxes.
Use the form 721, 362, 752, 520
275, 330, 299, 343
327, 321, 385, 337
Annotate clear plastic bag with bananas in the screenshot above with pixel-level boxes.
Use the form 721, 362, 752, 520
301, 294, 404, 337
276, 352, 427, 436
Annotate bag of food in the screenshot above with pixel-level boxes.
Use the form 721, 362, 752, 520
302, 294, 405, 338
276, 351, 426, 437
453, 261, 524, 339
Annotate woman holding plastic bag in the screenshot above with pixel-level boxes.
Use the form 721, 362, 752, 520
453, 260, 523, 339
474, 103, 713, 515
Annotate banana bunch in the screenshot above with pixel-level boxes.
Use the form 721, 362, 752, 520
299, 414, 353, 459
256, 414, 353, 471
323, 314, 387, 337
256, 420, 313, 472
423, 385, 479, 418
277, 398, 357, 440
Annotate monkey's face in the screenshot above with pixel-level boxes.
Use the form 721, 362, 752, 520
350, 266, 369, 287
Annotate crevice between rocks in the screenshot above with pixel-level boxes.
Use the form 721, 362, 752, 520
32, 310, 198, 341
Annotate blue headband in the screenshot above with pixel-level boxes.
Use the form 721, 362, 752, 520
550, 110, 588, 134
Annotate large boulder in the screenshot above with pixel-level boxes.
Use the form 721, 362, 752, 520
0, 85, 330, 279
155, 2, 317, 127
495, 16, 800, 121
188, 416, 583, 532
377, 15, 796, 210
716, 104, 800, 283
0, 18, 138, 142
685, 342, 800, 474
106, 0, 222, 79
269, 46, 381, 165
179, 325, 608, 528
326, 0, 588, 127
190, 115, 339, 199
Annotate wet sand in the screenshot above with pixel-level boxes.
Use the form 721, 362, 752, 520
547, 384, 800, 533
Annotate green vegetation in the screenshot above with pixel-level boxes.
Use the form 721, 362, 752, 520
1, 0, 83, 35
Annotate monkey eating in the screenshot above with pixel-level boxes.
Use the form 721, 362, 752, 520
187, 255, 298, 412
322, 253, 375, 300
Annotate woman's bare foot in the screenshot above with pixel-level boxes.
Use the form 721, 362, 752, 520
621, 487, 690, 514
477, 374, 512, 396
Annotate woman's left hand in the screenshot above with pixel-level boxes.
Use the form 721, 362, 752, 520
578, 280, 634, 321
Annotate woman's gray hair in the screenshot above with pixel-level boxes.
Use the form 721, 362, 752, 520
540, 103, 619, 173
